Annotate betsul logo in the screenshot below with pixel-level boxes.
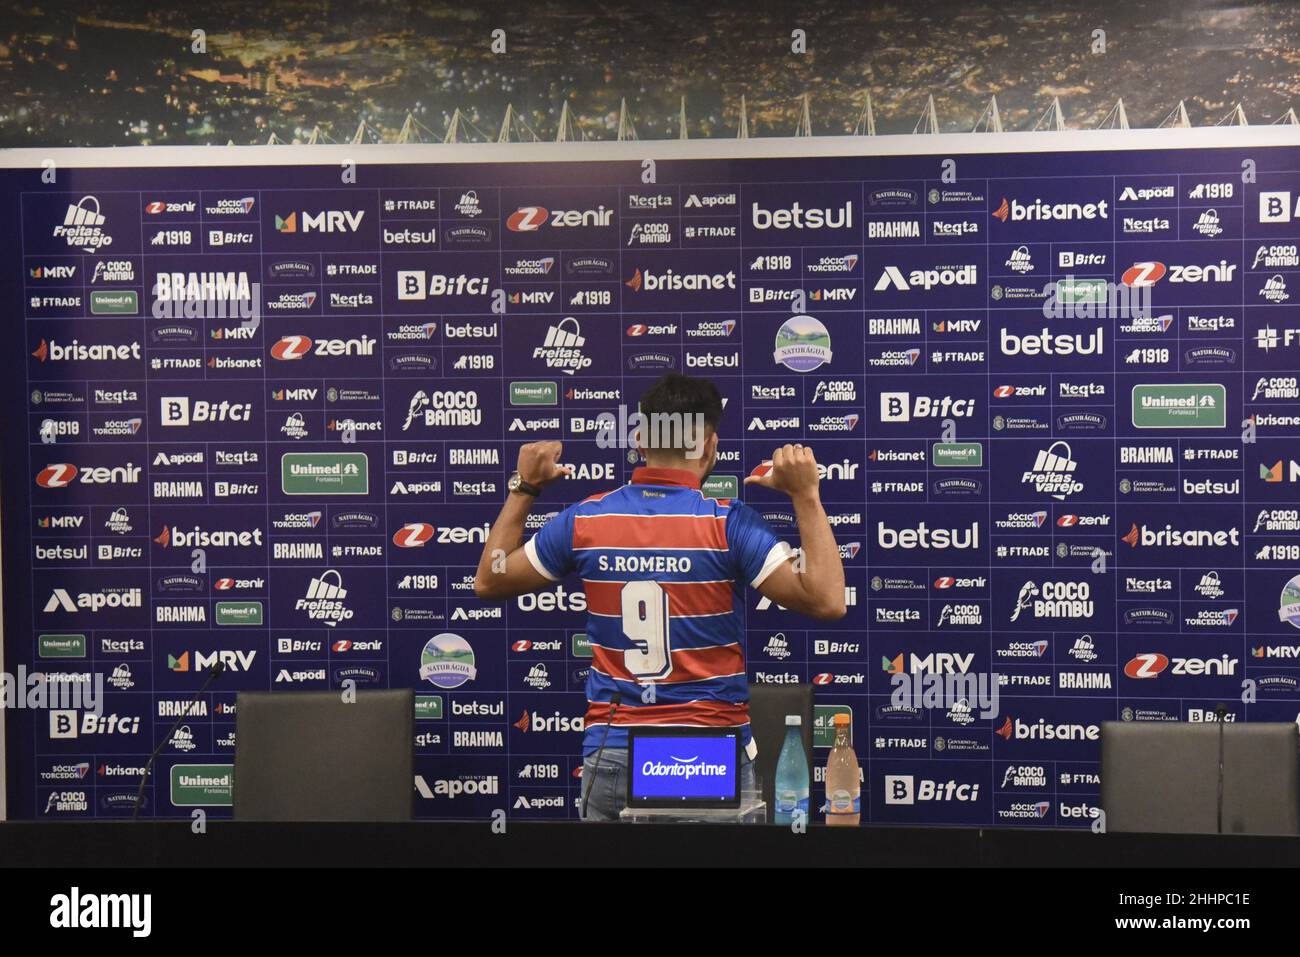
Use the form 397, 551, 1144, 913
36, 463, 78, 488
393, 523, 435, 547
270, 335, 313, 360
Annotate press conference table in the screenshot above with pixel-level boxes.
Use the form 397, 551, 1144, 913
2, 821, 1299, 867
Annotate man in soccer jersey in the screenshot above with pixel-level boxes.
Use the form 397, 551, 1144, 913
474, 373, 846, 820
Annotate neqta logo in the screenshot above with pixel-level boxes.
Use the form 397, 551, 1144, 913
36, 464, 78, 488
1124, 653, 1170, 678
393, 523, 435, 547
506, 207, 548, 232
271, 335, 312, 360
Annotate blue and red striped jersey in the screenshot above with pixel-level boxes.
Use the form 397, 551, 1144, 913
524, 466, 793, 754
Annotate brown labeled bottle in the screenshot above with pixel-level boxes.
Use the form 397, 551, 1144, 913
825, 712, 860, 826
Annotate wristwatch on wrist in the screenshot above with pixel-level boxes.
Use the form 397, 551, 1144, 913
507, 471, 542, 497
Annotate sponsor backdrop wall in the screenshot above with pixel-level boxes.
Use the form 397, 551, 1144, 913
2, 131, 1299, 824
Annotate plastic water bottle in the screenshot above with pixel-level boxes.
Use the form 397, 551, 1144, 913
774, 715, 810, 825
825, 712, 861, 826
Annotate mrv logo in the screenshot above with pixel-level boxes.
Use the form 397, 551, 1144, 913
1010, 580, 1093, 623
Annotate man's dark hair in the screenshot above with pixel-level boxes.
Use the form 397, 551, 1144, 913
638, 373, 724, 431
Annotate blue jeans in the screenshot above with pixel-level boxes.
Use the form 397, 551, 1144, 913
580, 747, 757, 821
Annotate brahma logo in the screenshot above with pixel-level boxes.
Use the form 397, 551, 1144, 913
393, 523, 435, 548
1124, 652, 1170, 678
271, 335, 312, 360
36, 464, 78, 488
506, 206, 548, 232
